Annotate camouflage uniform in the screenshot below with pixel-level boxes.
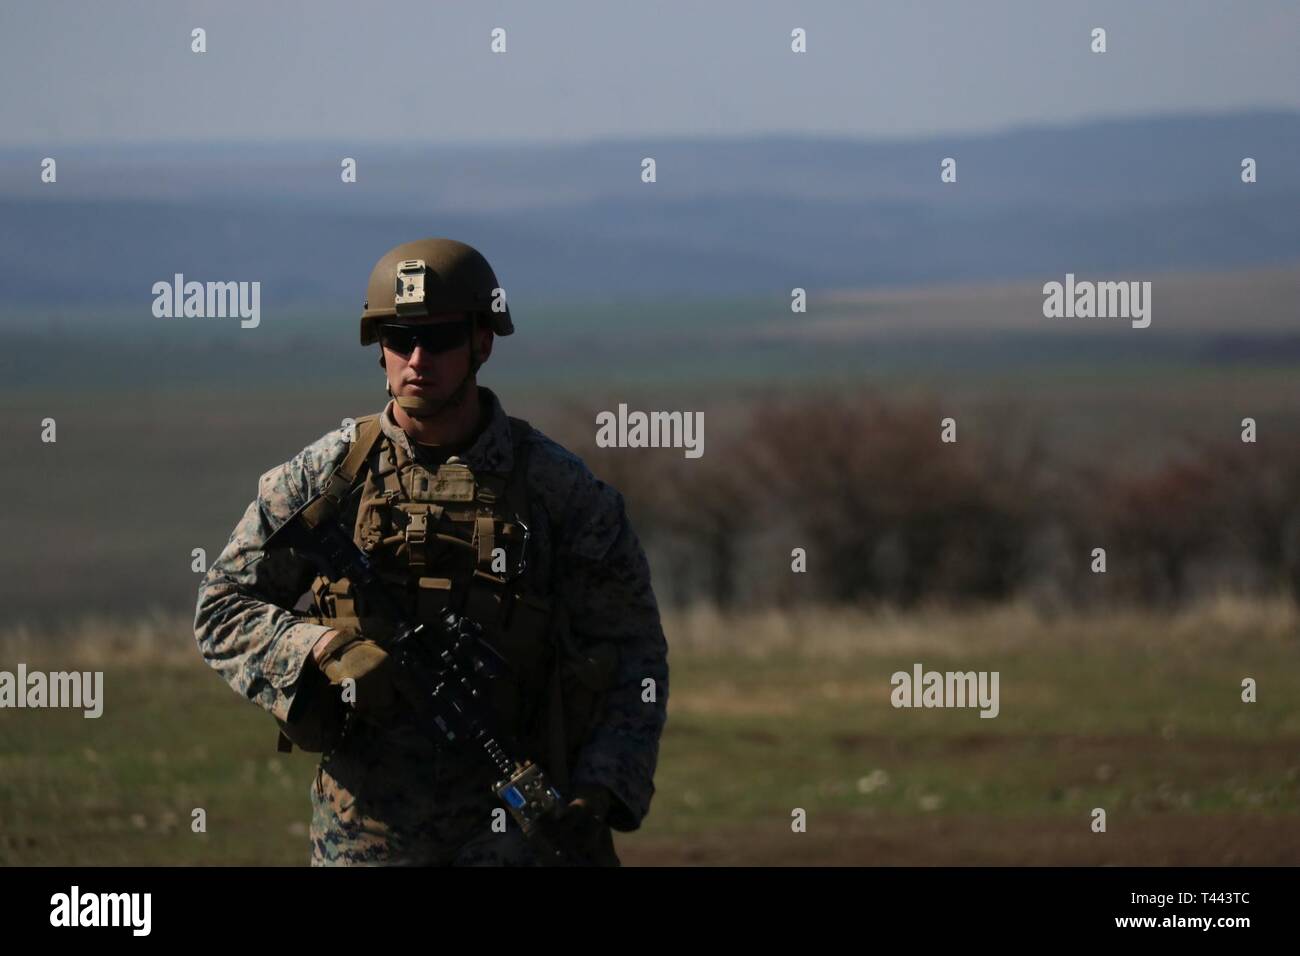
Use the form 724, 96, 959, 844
193, 387, 669, 865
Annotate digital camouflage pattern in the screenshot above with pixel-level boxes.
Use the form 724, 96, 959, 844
193, 387, 669, 865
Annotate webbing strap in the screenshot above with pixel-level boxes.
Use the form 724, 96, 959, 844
321, 415, 383, 508
302, 414, 384, 530
475, 515, 495, 566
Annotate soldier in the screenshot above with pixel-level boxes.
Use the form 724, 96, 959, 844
193, 238, 669, 865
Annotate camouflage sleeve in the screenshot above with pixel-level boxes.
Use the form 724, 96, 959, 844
193, 429, 351, 723
558, 472, 670, 832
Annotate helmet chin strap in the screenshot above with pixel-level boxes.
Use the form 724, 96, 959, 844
393, 317, 482, 420
396, 368, 475, 419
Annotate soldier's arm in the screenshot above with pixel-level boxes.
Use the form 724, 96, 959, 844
558, 473, 670, 832
193, 432, 349, 723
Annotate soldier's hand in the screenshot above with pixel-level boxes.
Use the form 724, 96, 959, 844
560, 783, 612, 833
547, 783, 616, 865
313, 627, 399, 722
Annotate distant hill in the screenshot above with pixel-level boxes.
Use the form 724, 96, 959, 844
1, 110, 1298, 318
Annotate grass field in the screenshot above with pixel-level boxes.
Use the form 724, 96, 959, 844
3, 598, 1297, 866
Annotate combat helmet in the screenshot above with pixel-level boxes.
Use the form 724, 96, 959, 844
360, 238, 513, 346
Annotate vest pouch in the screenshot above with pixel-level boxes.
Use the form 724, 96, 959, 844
311, 574, 401, 645
415, 576, 454, 621
355, 491, 394, 553
311, 575, 360, 620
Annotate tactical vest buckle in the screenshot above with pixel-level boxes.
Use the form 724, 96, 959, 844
405, 510, 428, 547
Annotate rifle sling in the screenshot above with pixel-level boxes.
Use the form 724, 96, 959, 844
301, 415, 383, 530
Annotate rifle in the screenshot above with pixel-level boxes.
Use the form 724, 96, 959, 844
264, 491, 591, 866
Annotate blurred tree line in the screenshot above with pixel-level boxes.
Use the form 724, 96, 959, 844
541, 390, 1300, 611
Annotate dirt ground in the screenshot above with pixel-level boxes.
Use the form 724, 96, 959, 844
619, 813, 1300, 866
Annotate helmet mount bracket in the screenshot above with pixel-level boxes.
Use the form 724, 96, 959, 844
394, 259, 428, 316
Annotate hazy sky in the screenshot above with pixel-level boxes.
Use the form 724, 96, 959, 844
2, 0, 1298, 146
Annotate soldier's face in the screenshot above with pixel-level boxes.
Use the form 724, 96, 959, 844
380, 312, 493, 401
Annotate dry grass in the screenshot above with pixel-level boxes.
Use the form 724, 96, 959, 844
662, 594, 1299, 661
2, 594, 1295, 668
0, 607, 201, 668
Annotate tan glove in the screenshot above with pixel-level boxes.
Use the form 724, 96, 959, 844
312, 627, 400, 723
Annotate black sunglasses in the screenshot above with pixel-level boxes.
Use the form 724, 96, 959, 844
378, 320, 471, 357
